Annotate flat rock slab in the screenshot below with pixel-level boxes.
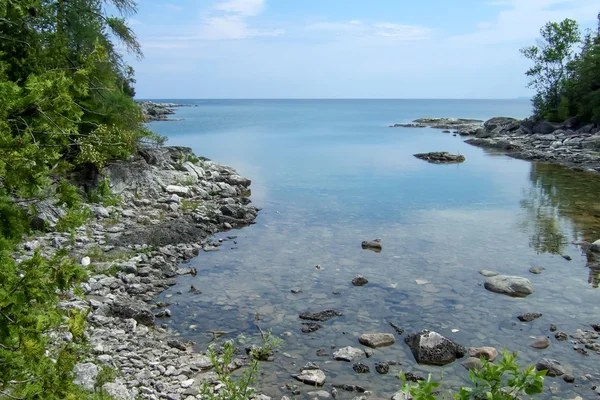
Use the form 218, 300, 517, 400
479, 270, 499, 277
404, 330, 466, 366
299, 310, 343, 322
484, 275, 534, 297
518, 313, 542, 322
358, 333, 396, 348
292, 369, 326, 386
414, 152, 466, 164
333, 346, 365, 362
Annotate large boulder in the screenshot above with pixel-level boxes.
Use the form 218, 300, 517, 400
404, 330, 466, 366
484, 117, 520, 132
533, 120, 559, 135
110, 297, 155, 326
484, 275, 534, 298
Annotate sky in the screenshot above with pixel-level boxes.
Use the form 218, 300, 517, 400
126, 0, 600, 99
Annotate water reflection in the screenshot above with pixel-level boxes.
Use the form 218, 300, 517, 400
521, 163, 600, 257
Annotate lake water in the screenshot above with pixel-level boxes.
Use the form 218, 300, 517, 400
148, 100, 600, 399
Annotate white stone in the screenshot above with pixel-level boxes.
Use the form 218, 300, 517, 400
81, 256, 91, 267
166, 185, 189, 196
332, 346, 365, 362
73, 362, 99, 391
102, 382, 134, 400
293, 369, 326, 386
180, 379, 195, 388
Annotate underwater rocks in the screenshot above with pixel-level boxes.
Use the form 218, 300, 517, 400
299, 310, 343, 322
518, 313, 543, 322
352, 275, 369, 286
468, 347, 498, 362
484, 275, 535, 297
361, 239, 382, 252
390, 118, 483, 130
413, 152, 466, 164
404, 330, 466, 366
333, 346, 366, 362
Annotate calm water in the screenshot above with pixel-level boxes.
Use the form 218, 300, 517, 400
148, 100, 600, 399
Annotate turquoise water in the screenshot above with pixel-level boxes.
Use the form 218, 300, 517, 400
149, 100, 600, 399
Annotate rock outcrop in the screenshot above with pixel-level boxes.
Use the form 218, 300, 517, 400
414, 152, 466, 164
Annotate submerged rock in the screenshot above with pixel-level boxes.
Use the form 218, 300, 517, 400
461, 357, 483, 371
413, 152, 466, 164
530, 337, 550, 349
358, 333, 396, 348
361, 239, 382, 252
484, 275, 534, 297
518, 313, 542, 322
375, 362, 389, 374
352, 362, 370, 373
468, 347, 498, 362
333, 346, 365, 362
301, 323, 322, 333
529, 266, 545, 274
404, 330, 466, 366
299, 310, 343, 322
352, 275, 369, 286
478, 270, 499, 277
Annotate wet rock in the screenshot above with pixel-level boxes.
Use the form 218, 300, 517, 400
529, 266, 545, 274
301, 323, 322, 333
389, 322, 404, 335
404, 372, 425, 382
518, 313, 542, 322
299, 310, 343, 322
316, 348, 329, 357
591, 239, 600, 252
413, 152, 465, 164
591, 323, 600, 332
461, 357, 484, 371
530, 337, 550, 349
352, 362, 370, 373
361, 239, 382, 252
352, 275, 369, 286
563, 374, 575, 383
292, 369, 326, 386
484, 117, 520, 132
167, 339, 187, 351
468, 347, 498, 362
555, 331, 568, 341
307, 390, 331, 398
404, 330, 466, 366
358, 333, 395, 348
73, 362, 99, 391
563, 255, 572, 261
333, 346, 365, 362
536, 358, 566, 377
550, 324, 557, 332
478, 270, 498, 277
375, 362, 389, 374
533, 120, 559, 135
392, 391, 413, 400
291, 289, 303, 294
484, 275, 534, 297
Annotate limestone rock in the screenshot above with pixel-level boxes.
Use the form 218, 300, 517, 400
358, 333, 396, 348
292, 369, 326, 386
484, 275, 534, 297
333, 346, 365, 362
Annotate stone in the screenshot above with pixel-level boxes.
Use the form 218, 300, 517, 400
536, 358, 566, 377
533, 120, 559, 135
307, 390, 331, 398
73, 362, 99, 391
484, 117, 520, 132
563, 374, 575, 383
468, 347, 498, 362
165, 185, 189, 196
102, 382, 134, 400
333, 346, 365, 362
301, 323, 322, 333
392, 391, 412, 400
530, 337, 550, 349
181, 379, 195, 388
529, 266, 545, 274
478, 270, 498, 277
358, 333, 396, 348
461, 357, 483, 371
292, 369, 326, 386
375, 362, 389, 374
167, 339, 187, 351
590, 239, 600, 252
413, 152, 465, 164
352, 276, 369, 286
299, 310, 343, 322
518, 313, 542, 322
404, 330, 466, 366
352, 362, 370, 373
110, 297, 155, 326
555, 332, 568, 341
361, 239, 382, 252
484, 275, 534, 297
81, 256, 91, 267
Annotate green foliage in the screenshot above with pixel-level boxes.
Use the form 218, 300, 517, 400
87, 178, 121, 206
95, 366, 117, 390
200, 333, 281, 400
398, 351, 545, 400
523, 14, 600, 123
55, 206, 92, 232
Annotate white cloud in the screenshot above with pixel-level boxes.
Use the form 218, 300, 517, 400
305, 20, 431, 40
214, 0, 265, 17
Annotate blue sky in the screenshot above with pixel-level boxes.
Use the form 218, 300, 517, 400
127, 0, 599, 99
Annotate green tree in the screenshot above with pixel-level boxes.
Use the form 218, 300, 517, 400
521, 18, 581, 121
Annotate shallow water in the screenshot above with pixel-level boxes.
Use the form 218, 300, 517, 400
148, 100, 600, 399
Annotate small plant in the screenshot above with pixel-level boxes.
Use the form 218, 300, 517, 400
88, 178, 121, 207
181, 200, 202, 212
95, 365, 117, 390
187, 153, 200, 164
399, 372, 440, 400
185, 176, 195, 186
200, 331, 281, 400
56, 207, 92, 232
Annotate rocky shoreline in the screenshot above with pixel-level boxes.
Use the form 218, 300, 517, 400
393, 116, 600, 172
138, 102, 196, 122
19, 146, 260, 399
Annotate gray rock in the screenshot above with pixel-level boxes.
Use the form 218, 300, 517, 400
484, 117, 520, 132
518, 313, 542, 322
533, 120, 559, 135
292, 369, 326, 386
352, 275, 369, 286
461, 357, 483, 371
478, 270, 499, 277
392, 391, 413, 400
299, 310, 343, 322
361, 239, 382, 251
333, 346, 365, 362
110, 297, 155, 326
484, 275, 534, 297
468, 347, 498, 362
375, 362, 389, 374
404, 330, 466, 366
529, 266, 545, 274
73, 362, 99, 391
413, 152, 465, 164
165, 185, 189, 196
102, 382, 134, 400
352, 362, 370, 373
358, 333, 395, 348
590, 239, 600, 252
555, 332, 568, 341
530, 337, 550, 349
536, 358, 566, 377
307, 390, 331, 398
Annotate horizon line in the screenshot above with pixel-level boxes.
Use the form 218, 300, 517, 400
135, 97, 532, 101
